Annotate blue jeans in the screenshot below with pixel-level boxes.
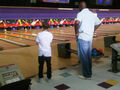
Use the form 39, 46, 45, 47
77, 39, 92, 78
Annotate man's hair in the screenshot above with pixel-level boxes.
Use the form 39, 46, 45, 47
79, 0, 87, 10
79, 0, 86, 4
42, 20, 49, 29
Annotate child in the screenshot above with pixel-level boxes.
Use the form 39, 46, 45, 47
36, 21, 53, 83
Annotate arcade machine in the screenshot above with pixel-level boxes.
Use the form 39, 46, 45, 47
0, 64, 31, 90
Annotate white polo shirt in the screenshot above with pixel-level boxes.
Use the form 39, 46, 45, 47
36, 31, 53, 57
77, 8, 101, 41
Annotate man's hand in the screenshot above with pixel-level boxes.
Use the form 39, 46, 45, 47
75, 33, 79, 40
74, 20, 80, 41
75, 33, 79, 37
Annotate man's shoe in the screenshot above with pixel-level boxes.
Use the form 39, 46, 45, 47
78, 75, 85, 79
47, 78, 52, 83
78, 75, 91, 80
37, 78, 46, 83
84, 77, 91, 80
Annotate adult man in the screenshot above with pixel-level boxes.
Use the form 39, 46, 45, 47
36, 21, 53, 83
75, 1, 101, 79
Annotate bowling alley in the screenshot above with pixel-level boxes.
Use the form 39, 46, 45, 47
0, 0, 120, 90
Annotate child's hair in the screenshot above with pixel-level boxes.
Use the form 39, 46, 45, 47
42, 20, 49, 29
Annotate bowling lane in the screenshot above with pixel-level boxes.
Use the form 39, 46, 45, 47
7, 28, 75, 41
6, 36, 36, 45
6, 31, 73, 41
0, 34, 36, 46
0, 33, 71, 47
0, 40, 21, 50
1, 23, 120, 50
11, 26, 75, 35
13, 24, 120, 38
6, 35, 67, 45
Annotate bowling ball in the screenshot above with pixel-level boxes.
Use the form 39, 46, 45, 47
97, 51, 101, 56
97, 49, 103, 55
92, 48, 98, 56
92, 48, 104, 56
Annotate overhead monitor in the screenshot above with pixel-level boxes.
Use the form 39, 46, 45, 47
43, 0, 69, 3
97, 0, 112, 5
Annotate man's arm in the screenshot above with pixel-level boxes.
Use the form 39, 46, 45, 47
95, 24, 101, 31
50, 33, 53, 43
36, 42, 39, 45
94, 16, 101, 31
36, 35, 39, 45
74, 20, 80, 39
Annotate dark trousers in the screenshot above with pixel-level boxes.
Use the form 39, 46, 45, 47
77, 39, 92, 78
38, 56, 52, 79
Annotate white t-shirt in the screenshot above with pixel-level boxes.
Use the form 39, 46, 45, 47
36, 31, 53, 57
77, 8, 101, 41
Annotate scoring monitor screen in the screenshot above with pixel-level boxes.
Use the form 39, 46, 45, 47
97, 0, 112, 5
43, 0, 69, 3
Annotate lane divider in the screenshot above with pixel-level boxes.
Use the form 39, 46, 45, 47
0, 37, 30, 47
